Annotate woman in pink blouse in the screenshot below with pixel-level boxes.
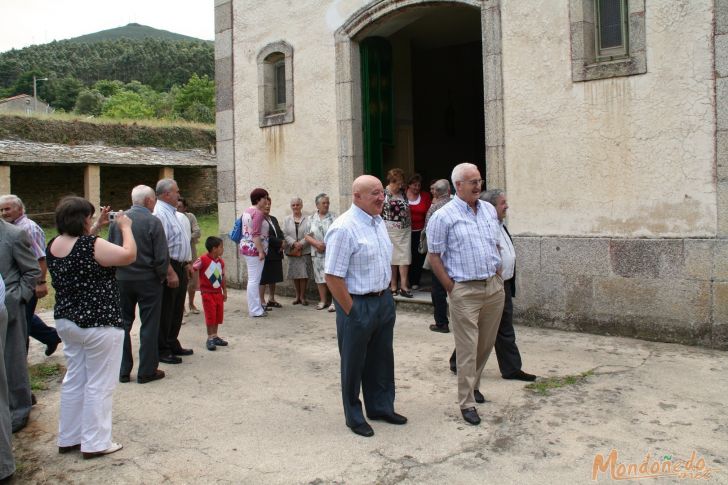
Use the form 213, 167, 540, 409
406, 174, 431, 290
239, 188, 270, 317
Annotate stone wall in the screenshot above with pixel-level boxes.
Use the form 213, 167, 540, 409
218, 0, 727, 349
502, 1, 716, 238
8, 164, 217, 223
101, 166, 160, 211
513, 237, 727, 349
176, 167, 218, 214
12, 165, 85, 222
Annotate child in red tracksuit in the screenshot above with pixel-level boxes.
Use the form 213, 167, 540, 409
193, 236, 228, 351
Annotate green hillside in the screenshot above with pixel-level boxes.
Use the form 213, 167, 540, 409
0, 23, 215, 122
69, 23, 211, 44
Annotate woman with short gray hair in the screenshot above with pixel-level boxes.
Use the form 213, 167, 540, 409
304, 193, 336, 311
283, 197, 312, 305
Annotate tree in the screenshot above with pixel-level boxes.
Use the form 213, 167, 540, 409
183, 101, 214, 124
101, 90, 154, 119
174, 74, 215, 122
46, 76, 84, 111
74, 88, 104, 115
93, 79, 124, 97
5, 69, 49, 97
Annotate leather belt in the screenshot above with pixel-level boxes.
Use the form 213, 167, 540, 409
352, 290, 385, 297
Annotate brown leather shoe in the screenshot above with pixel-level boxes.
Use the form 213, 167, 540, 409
429, 324, 450, 333
137, 369, 165, 384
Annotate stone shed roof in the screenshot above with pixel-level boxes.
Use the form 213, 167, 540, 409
0, 139, 216, 167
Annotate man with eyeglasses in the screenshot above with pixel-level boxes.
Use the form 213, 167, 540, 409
426, 163, 504, 426
448, 189, 537, 382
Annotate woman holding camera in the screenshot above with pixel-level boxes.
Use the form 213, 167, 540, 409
47, 197, 136, 459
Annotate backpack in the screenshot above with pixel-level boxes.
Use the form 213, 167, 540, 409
229, 216, 242, 243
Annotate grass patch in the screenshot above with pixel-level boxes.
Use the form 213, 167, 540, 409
29, 362, 64, 391
525, 370, 594, 396
195, 211, 220, 256
0, 113, 215, 150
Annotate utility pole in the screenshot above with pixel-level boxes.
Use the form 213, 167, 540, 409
33, 75, 48, 113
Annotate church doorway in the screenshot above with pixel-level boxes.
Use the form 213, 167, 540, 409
358, 4, 484, 185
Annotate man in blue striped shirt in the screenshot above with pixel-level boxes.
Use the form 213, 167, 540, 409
427, 163, 505, 426
154, 179, 194, 364
325, 175, 407, 437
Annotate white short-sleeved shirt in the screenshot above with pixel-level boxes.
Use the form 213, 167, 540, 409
324, 204, 392, 295
427, 195, 501, 282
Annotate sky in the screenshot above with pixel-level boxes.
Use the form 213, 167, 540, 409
0, 0, 215, 53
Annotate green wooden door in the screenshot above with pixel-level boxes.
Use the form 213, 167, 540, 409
360, 37, 394, 180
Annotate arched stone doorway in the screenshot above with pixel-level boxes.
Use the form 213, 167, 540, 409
334, 0, 505, 207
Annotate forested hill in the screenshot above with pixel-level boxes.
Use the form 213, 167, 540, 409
0, 23, 213, 93
70, 22, 210, 44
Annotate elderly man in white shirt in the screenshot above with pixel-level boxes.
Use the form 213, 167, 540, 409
448, 189, 537, 382
325, 175, 407, 438
154, 179, 193, 364
427, 163, 504, 426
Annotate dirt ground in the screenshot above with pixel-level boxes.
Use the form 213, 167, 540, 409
12, 288, 728, 484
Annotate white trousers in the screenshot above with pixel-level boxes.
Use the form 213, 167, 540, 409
55, 319, 124, 453
244, 255, 266, 316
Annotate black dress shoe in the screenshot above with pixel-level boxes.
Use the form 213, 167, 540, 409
45, 338, 61, 356
159, 355, 182, 364
429, 324, 450, 333
58, 444, 81, 454
137, 369, 165, 384
503, 370, 537, 381
349, 422, 374, 437
368, 412, 407, 425
172, 347, 193, 356
11, 416, 28, 433
474, 389, 486, 404
119, 375, 130, 383
461, 407, 481, 425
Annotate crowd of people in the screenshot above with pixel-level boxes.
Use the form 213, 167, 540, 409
0, 179, 230, 476
0, 162, 541, 477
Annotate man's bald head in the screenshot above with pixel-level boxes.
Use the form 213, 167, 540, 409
352, 175, 385, 216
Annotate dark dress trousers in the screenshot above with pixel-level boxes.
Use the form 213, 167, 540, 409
108, 205, 169, 377
25, 297, 60, 348
335, 292, 397, 428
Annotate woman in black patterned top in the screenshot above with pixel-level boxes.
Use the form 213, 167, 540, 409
382, 168, 413, 298
46, 197, 136, 459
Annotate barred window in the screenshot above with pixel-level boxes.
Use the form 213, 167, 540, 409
569, 0, 646, 82
596, 0, 628, 59
257, 42, 294, 127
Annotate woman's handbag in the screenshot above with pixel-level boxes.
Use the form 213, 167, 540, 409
287, 245, 303, 257
229, 217, 242, 244
418, 231, 428, 255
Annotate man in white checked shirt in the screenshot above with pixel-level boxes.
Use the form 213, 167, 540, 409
154, 179, 194, 365
325, 175, 407, 438
427, 163, 505, 426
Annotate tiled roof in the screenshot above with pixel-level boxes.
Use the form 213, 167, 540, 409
0, 139, 216, 167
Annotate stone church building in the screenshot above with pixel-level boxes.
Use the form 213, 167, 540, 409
214, 0, 728, 349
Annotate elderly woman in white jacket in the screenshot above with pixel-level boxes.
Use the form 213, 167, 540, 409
282, 197, 312, 305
